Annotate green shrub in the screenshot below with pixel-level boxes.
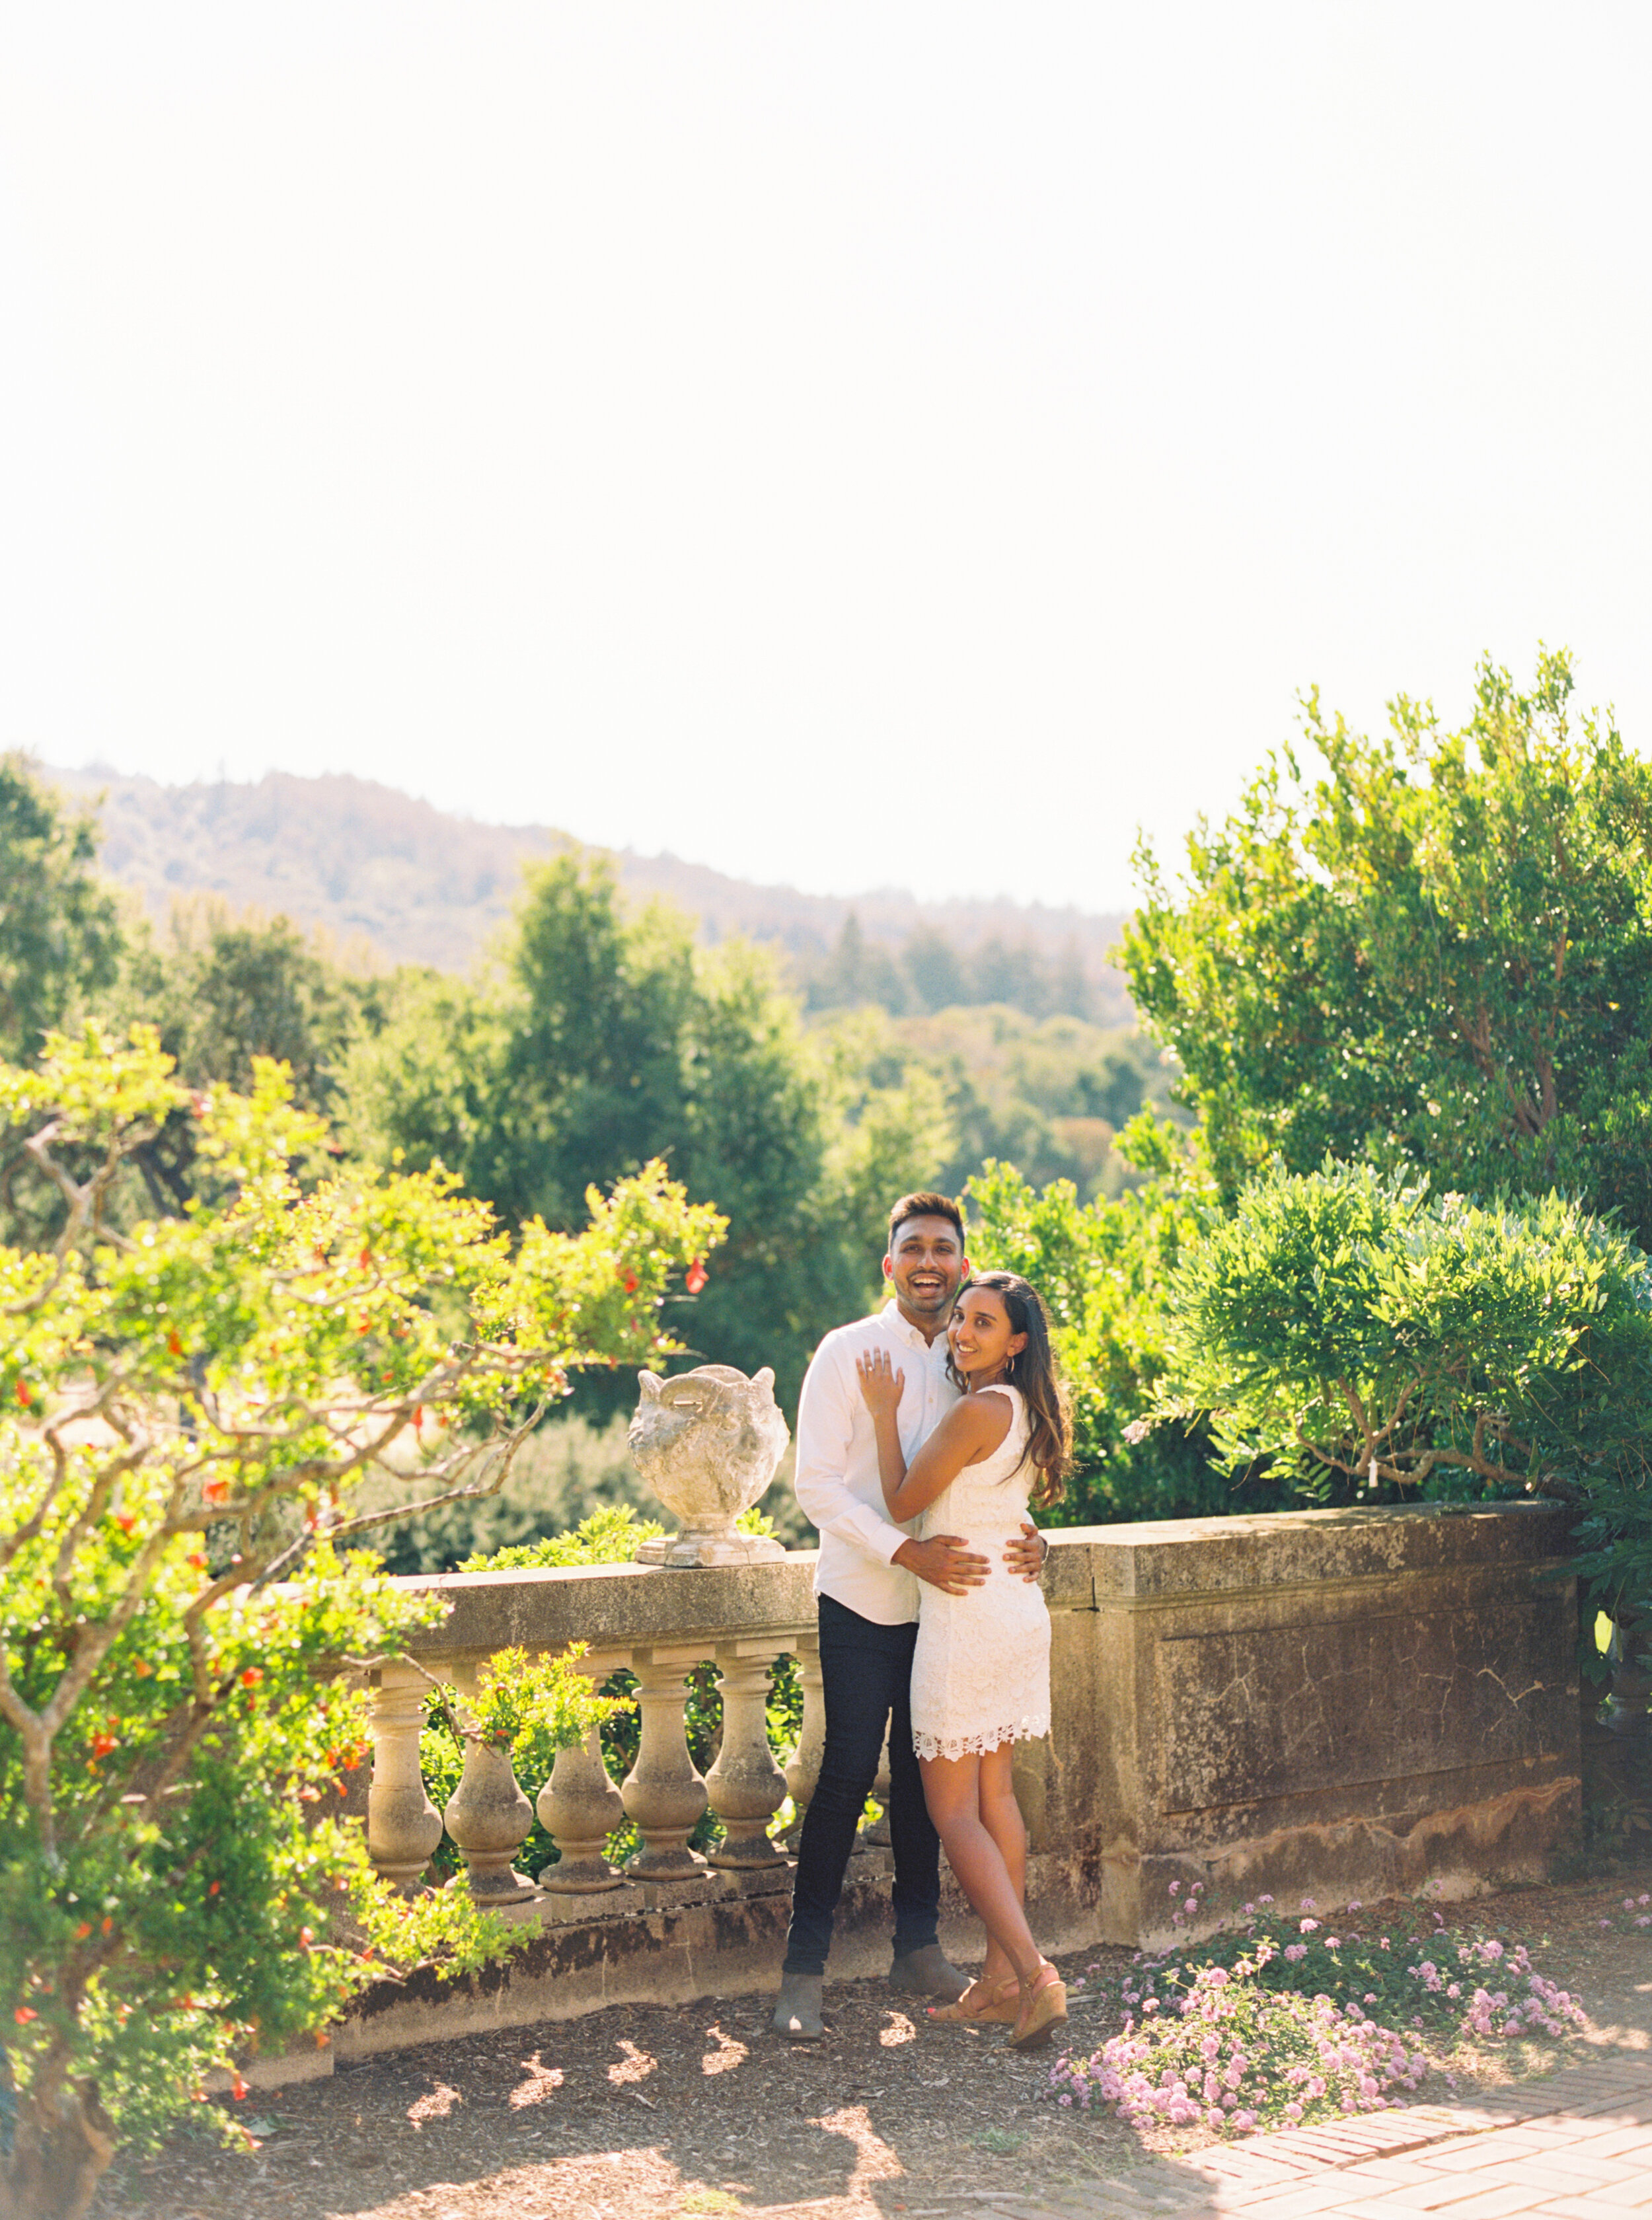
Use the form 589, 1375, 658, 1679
1158, 1159, 1652, 1514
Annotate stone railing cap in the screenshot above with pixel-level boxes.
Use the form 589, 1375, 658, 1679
389, 1503, 1570, 1658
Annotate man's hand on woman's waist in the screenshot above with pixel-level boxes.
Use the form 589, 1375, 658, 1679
893, 1525, 1048, 1594
891, 1534, 989, 1595
1004, 1522, 1049, 1582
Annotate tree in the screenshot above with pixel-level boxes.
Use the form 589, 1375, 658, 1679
806, 914, 911, 1016
0, 1027, 722, 2217
1123, 650, 1652, 1243
112, 902, 379, 1222
0, 758, 124, 1068
346, 861, 955, 1409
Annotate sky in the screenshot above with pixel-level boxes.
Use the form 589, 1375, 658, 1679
2, 4, 1649, 912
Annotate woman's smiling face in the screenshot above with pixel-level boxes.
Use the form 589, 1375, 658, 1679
948, 1284, 1027, 1382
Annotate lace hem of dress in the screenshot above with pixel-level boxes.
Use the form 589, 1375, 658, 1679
912, 1713, 1050, 1763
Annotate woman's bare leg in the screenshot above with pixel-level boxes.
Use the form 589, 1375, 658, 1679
920, 1750, 1041, 1987
975, 1743, 1028, 1987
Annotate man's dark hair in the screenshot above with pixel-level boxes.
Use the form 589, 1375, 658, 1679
887, 1191, 966, 1253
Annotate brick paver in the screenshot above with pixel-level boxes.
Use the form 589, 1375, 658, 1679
984, 2054, 1652, 2220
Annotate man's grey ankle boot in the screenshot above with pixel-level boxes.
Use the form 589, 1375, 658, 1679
772, 1969, 824, 2040
888, 1942, 969, 2003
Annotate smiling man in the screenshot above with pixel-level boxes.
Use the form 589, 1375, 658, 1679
772, 1192, 1047, 2040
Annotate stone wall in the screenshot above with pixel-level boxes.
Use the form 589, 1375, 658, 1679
301, 1500, 1577, 2080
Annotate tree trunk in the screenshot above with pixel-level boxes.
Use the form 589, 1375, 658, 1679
1, 2081, 116, 2220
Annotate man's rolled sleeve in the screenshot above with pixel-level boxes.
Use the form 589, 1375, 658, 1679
794, 1345, 912, 1569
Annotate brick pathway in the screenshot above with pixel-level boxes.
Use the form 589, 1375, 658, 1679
948, 2054, 1652, 2220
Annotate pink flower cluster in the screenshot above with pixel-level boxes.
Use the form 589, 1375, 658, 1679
1049, 1962, 1427, 2135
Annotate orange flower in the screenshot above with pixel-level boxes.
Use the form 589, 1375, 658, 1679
132, 1658, 152, 1678
100, 1916, 113, 1936
686, 1257, 708, 1294
91, 1730, 117, 1759
208, 1881, 221, 1896
240, 1668, 262, 1688
167, 1331, 183, 1357
15, 1380, 32, 1407
73, 1922, 91, 1940
204, 1479, 230, 1505
115, 1513, 136, 1534
232, 2073, 248, 2102
14, 2007, 37, 2024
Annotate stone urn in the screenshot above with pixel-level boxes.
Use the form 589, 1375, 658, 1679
628, 1363, 789, 1567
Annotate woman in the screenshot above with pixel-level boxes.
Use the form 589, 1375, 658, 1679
856, 1269, 1070, 2050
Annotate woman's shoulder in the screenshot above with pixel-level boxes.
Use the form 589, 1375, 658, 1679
943, 1385, 1018, 1458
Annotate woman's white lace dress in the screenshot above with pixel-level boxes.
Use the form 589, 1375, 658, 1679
910, 1384, 1051, 1761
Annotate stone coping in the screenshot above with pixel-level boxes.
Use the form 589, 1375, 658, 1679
392, 1501, 1571, 1660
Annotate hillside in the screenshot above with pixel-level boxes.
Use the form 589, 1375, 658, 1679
42, 762, 1133, 1018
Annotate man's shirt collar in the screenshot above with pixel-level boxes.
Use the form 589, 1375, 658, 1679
879, 1298, 946, 1355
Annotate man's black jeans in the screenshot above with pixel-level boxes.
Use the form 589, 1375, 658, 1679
781, 1593, 940, 1976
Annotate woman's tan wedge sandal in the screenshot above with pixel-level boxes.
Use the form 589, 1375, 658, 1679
1006, 1961, 1067, 2050
927, 1975, 1020, 2025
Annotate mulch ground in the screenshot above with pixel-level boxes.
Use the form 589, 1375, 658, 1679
91, 1867, 1652, 2220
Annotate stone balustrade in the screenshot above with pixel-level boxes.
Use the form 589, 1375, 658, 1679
366, 1556, 827, 1912
336, 1502, 1580, 2074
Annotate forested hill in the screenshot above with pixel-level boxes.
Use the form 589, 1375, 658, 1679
44, 763, 1132, 1022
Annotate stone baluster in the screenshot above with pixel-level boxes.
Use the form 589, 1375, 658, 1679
782, 1631, 825, 1851
706, 1643, 788, 1868
537, 1650, 628, 1893
443, 1736, 539, 1904
862, 1721, 893, 1849
621, 1645, 709, 1879
367, 1660, 444, 1893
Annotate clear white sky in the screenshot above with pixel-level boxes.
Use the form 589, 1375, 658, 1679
3, 5, 1648, 910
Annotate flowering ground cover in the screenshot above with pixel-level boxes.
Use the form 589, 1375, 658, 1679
1049, 1880, 1625, 2138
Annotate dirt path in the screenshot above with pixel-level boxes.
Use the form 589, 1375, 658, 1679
92, 1869, 1652, 2220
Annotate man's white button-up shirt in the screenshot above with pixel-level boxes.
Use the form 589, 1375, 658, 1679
792, 1300, 959, 1626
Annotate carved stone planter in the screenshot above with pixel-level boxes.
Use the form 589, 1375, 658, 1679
628, 1364, 789, 1567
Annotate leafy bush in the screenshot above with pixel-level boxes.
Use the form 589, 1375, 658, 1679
455, 1502, 665, 1572
0, 1027, 722, 2219
1157, 1159, 1652, 1513
963, 1126, 1282, 1524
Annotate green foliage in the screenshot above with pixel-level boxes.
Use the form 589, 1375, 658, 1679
345, 857, 944, 1409
963, 1124, 1263, 1524
455, 1502, 665, 1572
364, 1412, 644, 1574
1158, 1158, 1652, 1510
1124, 650, 1652, 1247
798, 910, 1115, 1023
0, 1027, 722, 2209
0, 756, 124, 1066
819, 1006, 1175, 1206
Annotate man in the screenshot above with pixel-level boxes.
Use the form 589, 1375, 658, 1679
772, 1191, 1048, 2040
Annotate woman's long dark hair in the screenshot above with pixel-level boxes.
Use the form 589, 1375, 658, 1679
946, 1271, 1070, 1508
